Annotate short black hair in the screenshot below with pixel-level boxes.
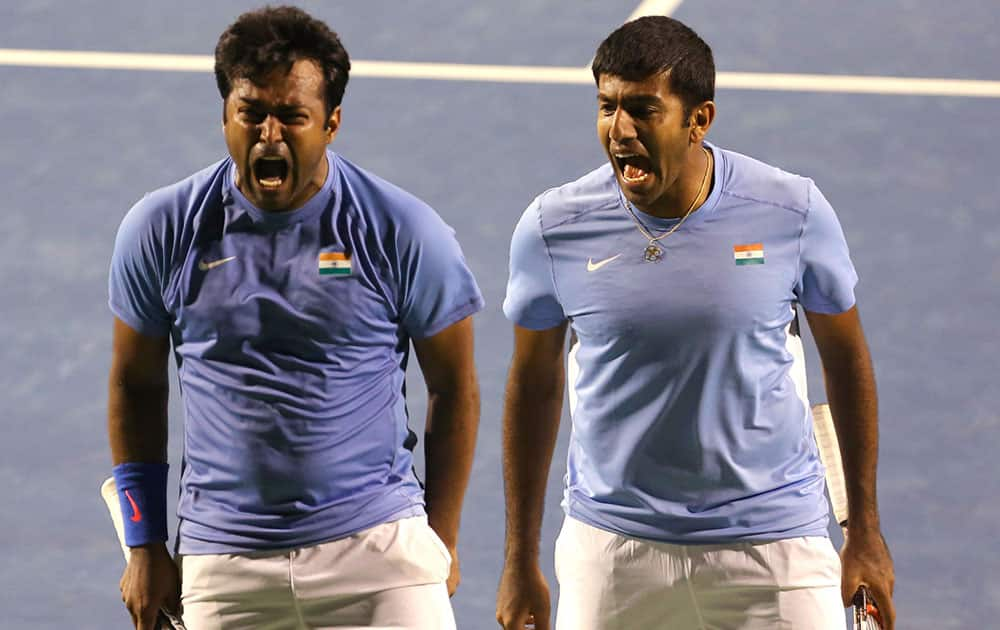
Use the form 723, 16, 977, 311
592, 16, 715, 118
214, 5, 351, 117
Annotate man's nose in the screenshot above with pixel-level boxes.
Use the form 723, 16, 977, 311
609, 109, 636, 143
259, 114, 284, 144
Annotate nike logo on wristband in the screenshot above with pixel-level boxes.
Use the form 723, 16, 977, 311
124, 489, 143, 523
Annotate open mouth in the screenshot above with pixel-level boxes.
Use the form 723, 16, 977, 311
253, 156, 290, 190
615, 154, 653, 184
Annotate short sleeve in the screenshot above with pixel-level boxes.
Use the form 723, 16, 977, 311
502, 199, 566, 329
795, 182, 858, 314
397, 208, 484, 340
108, 197, 172, 337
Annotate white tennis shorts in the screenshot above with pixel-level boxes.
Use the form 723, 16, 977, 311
178, 516, 455, 629
554, 516, 844, 630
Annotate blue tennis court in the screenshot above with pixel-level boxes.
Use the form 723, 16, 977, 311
1, 1, 997, 627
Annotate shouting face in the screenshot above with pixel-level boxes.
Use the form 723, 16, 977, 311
597, 71, 712, 217
223, 58, 340, 212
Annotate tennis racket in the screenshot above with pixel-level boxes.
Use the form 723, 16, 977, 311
100, 477, 186, 630
811, 404, 882, 630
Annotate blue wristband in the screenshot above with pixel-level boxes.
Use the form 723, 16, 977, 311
111, 462, 169, 547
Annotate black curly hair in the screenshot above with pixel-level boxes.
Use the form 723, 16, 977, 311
214, 5, 351, 119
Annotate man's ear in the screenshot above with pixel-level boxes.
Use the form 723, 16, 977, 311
325, 106, 342, 143
688, 100, 716, 144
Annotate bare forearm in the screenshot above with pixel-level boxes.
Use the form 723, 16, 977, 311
108, 319, 171, 465
423, 386, 480, 548
108, 378, 169, 464
502, 371, 563, 562
807, 305, 893, 621
823, 340, 880, 529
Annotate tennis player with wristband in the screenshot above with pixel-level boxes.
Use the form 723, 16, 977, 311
496, 16, 895, 630
108, 6, 482, 628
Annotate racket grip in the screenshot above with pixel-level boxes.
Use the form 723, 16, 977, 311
156, 610, 183, 629
852, 586, 883, 629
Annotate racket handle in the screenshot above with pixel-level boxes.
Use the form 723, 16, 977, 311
852, 586, 883, 629
156, 610, 184, 629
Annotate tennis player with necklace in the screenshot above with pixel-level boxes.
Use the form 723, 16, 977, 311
621, 145, 712, 262
497, 16, 895, 630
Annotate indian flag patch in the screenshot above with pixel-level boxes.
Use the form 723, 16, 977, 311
318, 250, 352, 276
733, 243, 765, 265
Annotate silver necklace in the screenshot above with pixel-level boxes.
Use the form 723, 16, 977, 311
620, 147, 712, 263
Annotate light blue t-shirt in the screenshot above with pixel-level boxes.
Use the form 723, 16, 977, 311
503, 143, 857, 543
110, 151, 484, 554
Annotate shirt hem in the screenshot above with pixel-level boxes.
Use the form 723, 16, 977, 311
176, 503, 426, 555
109, 301, 170, 338
564, 501, 830, 545
410, 296, 485, 340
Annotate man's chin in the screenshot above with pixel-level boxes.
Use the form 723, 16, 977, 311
248, 183, 294, 211
616, 170, 657, 199
618, 182, 656, 210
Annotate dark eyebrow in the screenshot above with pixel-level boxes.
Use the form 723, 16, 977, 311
238, 97, 306, 112
596, 93, 663, 107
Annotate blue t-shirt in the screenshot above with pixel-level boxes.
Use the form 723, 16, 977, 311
110, 151, 484, 553
503, 143, 857, 543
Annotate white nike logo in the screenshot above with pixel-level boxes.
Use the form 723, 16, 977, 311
587, 254, 621, 272
198, 256, 236, 271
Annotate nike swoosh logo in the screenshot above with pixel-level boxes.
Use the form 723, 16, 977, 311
124, 489, 142, 523
198, 256, 236, 271
587, 254, 621, 272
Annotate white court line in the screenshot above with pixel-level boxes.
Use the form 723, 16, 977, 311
0, 48, 214, 72
719, 72, 1000, 98
627, 0, 684, 21
2, 48, 1000, 98
354, 60, 590, 84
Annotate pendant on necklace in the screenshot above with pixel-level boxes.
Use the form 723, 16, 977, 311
644, 243, 663, 263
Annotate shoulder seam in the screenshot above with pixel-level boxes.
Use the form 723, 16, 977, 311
534, 193, 566, 309
792, 183, 811, 301
721, 190, 808, 216
536, 185, 619, 231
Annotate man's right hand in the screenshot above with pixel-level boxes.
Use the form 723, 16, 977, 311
119, 543, 180, 630
496, 559, 551, 630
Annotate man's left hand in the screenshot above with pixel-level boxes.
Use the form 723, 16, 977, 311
445, 545, 461, 596
841, 528, 895, 629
